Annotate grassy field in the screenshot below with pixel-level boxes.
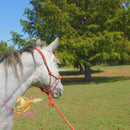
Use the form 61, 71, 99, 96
12, 65, 130, 130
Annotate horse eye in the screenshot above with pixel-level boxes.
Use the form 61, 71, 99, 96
56, 61, 61, 68
57, 60, 61, 65
57, 63, 60, 67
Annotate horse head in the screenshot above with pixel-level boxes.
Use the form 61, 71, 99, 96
32, 37, 64, 98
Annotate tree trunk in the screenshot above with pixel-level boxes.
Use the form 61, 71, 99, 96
79, 65, 83, 73
84, 65, 91, 81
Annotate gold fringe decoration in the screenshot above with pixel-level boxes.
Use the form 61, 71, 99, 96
13, 96, 43, 116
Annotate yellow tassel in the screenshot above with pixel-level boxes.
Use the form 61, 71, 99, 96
13, 96, 33, 116
29, 98, 43, 103
13, 96, 43, 116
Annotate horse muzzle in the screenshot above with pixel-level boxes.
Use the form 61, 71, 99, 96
52, 86, 64, 98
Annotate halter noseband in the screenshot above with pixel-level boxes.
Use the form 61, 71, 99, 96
35, 47, 61, 97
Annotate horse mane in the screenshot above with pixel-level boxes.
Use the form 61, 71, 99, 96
0, 40, 46, 79
0, 43, 36, 79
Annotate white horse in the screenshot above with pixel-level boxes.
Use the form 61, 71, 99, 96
0, 37, 64, 130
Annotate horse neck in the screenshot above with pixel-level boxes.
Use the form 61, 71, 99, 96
0, 51, 40, 112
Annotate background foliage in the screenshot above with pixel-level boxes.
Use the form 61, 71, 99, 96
0, 0, 130, 80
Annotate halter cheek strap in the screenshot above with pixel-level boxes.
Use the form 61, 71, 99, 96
35, 47, 74, 130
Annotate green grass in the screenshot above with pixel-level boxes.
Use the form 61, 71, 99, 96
12, 79, 130, 130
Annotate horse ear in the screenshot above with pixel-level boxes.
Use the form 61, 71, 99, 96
47, 37, 59, 52
36, 39, 42, 46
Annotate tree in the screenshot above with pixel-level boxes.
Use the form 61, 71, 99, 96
124, 0, 130, 8
0, 41, 14, 59
19, 0, 130, 81
10, 31, 35, 49
0, 41, 14, 52
20, 0, 75, 42
105, 7, 130, 40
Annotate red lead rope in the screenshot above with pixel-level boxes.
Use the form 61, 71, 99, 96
35, 47, 75, 130
40, 88, 75, 130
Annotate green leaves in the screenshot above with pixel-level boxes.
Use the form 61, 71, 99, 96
10, 31, 35, 48
105, 7, 130, 39
5, 0, 129, 80
91, 31, 130, 64
0, 41, 14, 55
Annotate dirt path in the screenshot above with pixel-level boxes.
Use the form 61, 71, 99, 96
92, 66, 130, 77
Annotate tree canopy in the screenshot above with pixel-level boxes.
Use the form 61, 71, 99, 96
3, 0, 130, 81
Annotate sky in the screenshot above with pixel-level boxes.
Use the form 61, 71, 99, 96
0, 0, 32, 45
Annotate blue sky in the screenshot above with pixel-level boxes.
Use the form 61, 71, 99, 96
0, 0, 32, 45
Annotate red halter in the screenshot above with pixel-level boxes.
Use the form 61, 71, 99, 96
35, 47, 74, 130
35, 47, 61, 96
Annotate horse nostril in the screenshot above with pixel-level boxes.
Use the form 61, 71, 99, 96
52, 87, 63, 98
52, 92, 59, 98
52, 91, 62, 98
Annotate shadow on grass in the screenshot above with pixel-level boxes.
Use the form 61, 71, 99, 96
60, 70, 130, 85
60, 69, 103, 76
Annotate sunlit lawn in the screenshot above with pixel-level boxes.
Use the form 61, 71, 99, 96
12, 66, 130, 130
